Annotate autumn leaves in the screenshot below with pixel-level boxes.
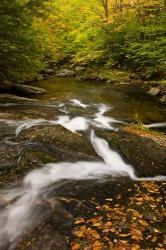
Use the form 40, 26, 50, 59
69, 181, 165, 249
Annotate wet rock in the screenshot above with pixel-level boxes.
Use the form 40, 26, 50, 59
117, 126, 166, 177
160, 95, 166, 104
12, 84, 47, 95
0, 94, 38, 103
0, 125, 101, 187
75, 75, 89, 82
147, 87, 160, 96
12, 200, 72, 250
41, 68, 54, 75
75, 66, 86, 72
35, 74, 45, 81
56, 69, 76, 77
75, 74, 107, 82
18, 125, 100, 163
0, 112, 17, 119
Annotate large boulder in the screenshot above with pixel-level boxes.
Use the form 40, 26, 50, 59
0, 125, 100, 187
18, 125, 100, 162
118, 126, 166, 177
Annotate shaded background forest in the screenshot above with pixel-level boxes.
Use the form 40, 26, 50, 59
0, 0, 166, 81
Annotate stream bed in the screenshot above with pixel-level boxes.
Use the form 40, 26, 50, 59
0, 77, 166, 250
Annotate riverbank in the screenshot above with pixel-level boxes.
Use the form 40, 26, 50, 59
0, 64, 166, 105
53, 65, 166, 105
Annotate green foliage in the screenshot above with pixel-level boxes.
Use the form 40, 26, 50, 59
0, 0, 165, 81
0, 0, 47, 80
105, 1, 166, 79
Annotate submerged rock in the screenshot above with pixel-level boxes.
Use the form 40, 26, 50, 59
118, 126, 166, 177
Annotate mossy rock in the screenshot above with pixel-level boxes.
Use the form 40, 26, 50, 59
0, 125, 100, 187
117, 126, 166, 177
18, 125, 100, 162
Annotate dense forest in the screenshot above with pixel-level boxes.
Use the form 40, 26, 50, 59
0, 0, 166, 81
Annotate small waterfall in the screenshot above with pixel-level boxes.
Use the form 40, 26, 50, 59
0, 99, 165, 249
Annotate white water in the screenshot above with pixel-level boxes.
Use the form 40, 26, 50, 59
144, 122, 166, 128
0, 102, 122, 137
0, 99, 165, 249
0, 131, 134, 249
70, 99, 89, 108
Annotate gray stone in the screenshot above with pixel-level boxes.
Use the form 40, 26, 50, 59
75, 75, 89, 82
160, 95, 166, 104
12, 84, 47, 95
147, 87, 160, 96
42, 68, 54, 74
118, 126, 166, 177
75, 66, 86, 71
35, 74, 45, 81
56, 69, 76, 77
0, 94, 38, 102
18, 125, 100, 163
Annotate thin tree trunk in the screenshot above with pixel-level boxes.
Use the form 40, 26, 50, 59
120, 0, 123, 12
100, 0, 111, 59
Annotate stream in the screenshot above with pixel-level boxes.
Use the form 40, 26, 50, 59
0, 77, 166, 250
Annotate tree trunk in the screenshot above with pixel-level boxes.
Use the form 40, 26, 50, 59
100, 0, 111, 59
120, 0, 123, 12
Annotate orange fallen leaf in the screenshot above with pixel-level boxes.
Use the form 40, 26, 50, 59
93, 240, 103, 250
131, 244, 141, 250
138, 219, 148, 227
75, 218, 85, 225
119, 233, 130, 237
131, 227, 143, 241
73, 225, 86, 238
71, 242, 80, 250
86, 227, 100, 240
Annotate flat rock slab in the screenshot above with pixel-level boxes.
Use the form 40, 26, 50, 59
18, 125, 100, 162
0, 94, 38, 103
118, 126, 166, 177
0, 125, 100, 187
12, 84, 47, 95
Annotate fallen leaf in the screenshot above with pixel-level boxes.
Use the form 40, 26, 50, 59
119, 233, 130, 237
75, 218, 85, 225
131, 244, 141, 250
71, 242, 80, 250
131, 227, 143, 241
93, 240, 102, 249
138, 219, 148, 227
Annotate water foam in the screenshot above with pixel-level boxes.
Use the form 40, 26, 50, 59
144, 122, 166, 128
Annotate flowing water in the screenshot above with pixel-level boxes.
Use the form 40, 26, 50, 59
0, 77, 166, 249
